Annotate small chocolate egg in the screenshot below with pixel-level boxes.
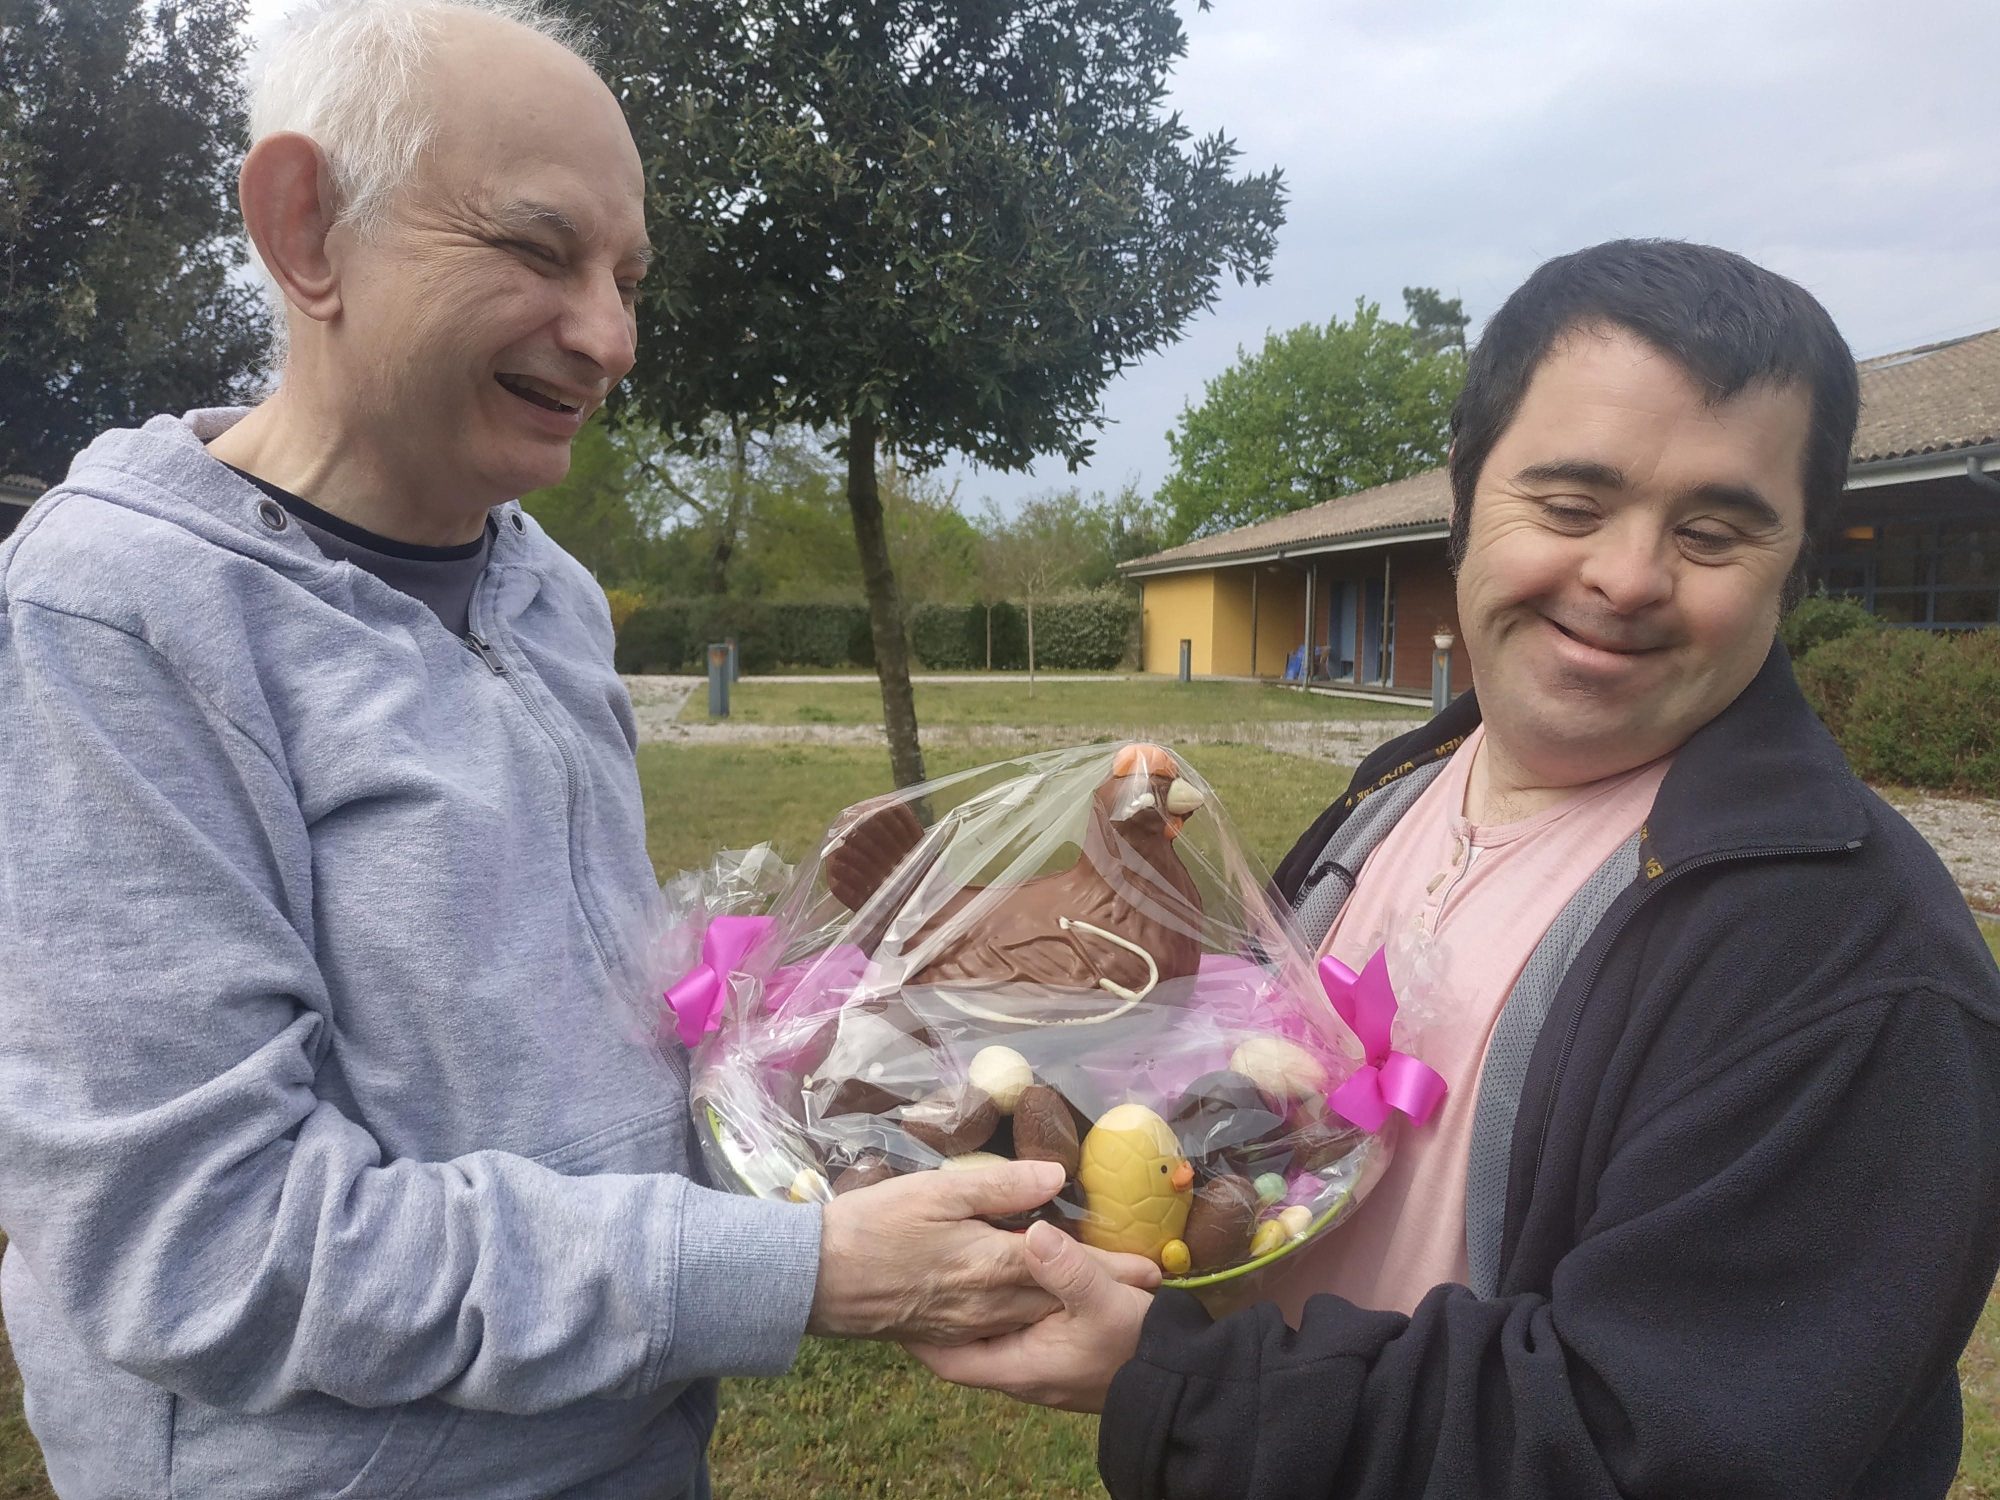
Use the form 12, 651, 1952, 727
1253, 1172, 1288, 1205
788, 1168, 832, 1203
830, 1156, 901, 1195
1182, 1173, 1260, 1271
968, 1045, 1033, 1114
1229, 1037, 1328, 1104
1248, 1218, 1287, 1258
1281, 1094, 1364, 1174
900, 1084, 999, 1157
1277, 1204, 1313, 1239
1010, 1083, 1082, 1178
1160, 1239, 1192, 1276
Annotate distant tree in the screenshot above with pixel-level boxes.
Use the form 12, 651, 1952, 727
981, 482, 1165, 593
1402, 285, 1469, 357
982, 500, 1088, 696
519, 418, 678, 588
588, 0, 1285, 788
0, 0, 269, 478
1159, 299, 1463, 544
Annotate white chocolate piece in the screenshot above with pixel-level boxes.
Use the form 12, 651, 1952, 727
1229, 1036, 1328, 1102
936, 1151, 1010, 1172
788, 1168, 832, 1203
967, 1045, 1034, 1113
1277, 1204, 1313, 1240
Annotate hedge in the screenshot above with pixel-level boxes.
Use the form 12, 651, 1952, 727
614, 592, 1137, 674
910, 592, 1136, 671
1795, 626, 2000, 794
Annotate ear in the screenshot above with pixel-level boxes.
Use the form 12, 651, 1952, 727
239, 132, 343, 326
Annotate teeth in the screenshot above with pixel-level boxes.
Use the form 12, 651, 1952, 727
498, 373, 579, 412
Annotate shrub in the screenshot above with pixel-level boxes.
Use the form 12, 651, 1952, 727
910, 602, 1025, 670
1780, 593, 1881, 659
766, 602, 873, 669
1796, 627, 2000, 793
601, 586, 648, 636
614, 603, 691, 673
1025, 590, 1139, 670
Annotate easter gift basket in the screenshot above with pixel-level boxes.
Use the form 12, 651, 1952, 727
653, 741, 1444, 1289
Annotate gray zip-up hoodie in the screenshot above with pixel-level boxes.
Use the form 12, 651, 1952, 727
0, 410, 821, 1499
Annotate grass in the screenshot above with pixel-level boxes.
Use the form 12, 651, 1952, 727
2, 707, 1996, 1498
678, 676, 1426, 730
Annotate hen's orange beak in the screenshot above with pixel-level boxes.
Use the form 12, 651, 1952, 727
1169, 1159, 1195, 1192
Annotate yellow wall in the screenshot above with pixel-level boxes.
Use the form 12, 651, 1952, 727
1142, 565, 1307, 677
1140, 572, 1216, 675
1253, 569, 1304, 678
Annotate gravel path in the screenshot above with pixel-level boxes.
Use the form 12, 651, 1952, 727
625, 675, 2000, 915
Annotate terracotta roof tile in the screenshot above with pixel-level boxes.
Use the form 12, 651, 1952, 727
1127, 326, 2000, 573
1852, 326, 2000, 464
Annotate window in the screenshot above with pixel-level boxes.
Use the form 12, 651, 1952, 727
1812, 517, 2000, 628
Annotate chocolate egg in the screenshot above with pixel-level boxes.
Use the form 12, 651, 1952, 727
1167, 1070, 1287, 1171
1010, 1083, 1082, 1178
1281, 1094, 1363, 1174
900, 1084, 999, 1157
1229, 1036, 1328, 1104
830, 1156, 901, 1195
1183, 1174, 1260, 1270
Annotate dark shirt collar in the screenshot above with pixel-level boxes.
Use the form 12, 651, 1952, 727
221, 464, 489, 562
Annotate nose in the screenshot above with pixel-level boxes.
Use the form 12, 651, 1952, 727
1576, 517, 1674, 613
561, 271, 638, 384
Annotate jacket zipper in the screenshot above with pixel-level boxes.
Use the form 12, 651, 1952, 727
1525, 837, 1863, 1198
463, 631, 506, 675
463, 624, 617, 984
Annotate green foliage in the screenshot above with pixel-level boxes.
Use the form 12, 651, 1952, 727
595, 0, 1286, 476
0, 0, 270, 477
909, 601, 1026, 670
980, 483, 1165, 597
522, 419, 684, 588
1160, 298, 1464, 544
612, 600, 875, 673
1028, 589, 1138, 669
1796, 628, 2000, 794
1779, 592, 1882, 659
1402, 285, 1469, 357
613, 603, 692, 674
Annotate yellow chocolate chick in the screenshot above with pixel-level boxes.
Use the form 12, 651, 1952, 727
1078, 1103, 1195, 1263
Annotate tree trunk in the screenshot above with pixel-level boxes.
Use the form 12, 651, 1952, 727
846, 414, 926, 789
707, 419, 748, 595
985, 604, 992, 672
1027, 596, 1036, 700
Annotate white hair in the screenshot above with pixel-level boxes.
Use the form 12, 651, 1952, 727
246, 0, 593, 352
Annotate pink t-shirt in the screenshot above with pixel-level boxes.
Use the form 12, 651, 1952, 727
1260, 725, 1672, 1320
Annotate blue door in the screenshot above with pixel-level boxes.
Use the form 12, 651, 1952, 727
1361, 578, 1384, 684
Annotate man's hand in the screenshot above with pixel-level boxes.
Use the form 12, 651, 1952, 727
807, 1161, 1158, 1346
904, 1218, 1153, 1412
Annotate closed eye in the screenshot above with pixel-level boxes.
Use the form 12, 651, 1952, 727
1537, 500, 1598, 528
502, 239, 562, 268
1677, 525, 1738, 556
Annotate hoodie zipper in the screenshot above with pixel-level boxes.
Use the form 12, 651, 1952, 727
463, 623, 617, 985
1525, 837, 1863, 1196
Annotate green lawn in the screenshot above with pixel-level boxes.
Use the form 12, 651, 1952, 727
2, 725, 1996, 1498
678, 676, 1426, 730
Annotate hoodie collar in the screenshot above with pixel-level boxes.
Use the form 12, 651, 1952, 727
61, 408, 541, 578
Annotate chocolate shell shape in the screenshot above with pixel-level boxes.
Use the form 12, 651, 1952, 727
1167, 1069, 1287, 1171
1183, 1174, 1260, 1271
900, 1084, 999, 1157
1010, 1083, 1082, 1178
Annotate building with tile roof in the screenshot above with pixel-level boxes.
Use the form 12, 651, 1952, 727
1121, 326, 2000, 693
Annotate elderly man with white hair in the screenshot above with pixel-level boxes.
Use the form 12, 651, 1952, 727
0, 3, 1151, 1495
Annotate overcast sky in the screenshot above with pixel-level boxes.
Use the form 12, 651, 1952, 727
246, 0, 2000, 514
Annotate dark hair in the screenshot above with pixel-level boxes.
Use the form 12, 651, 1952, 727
1447, 240, 1860, 605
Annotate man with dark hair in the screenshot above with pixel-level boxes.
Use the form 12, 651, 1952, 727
910, 239, 2000, 1499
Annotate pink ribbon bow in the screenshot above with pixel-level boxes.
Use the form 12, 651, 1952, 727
663, 915, 776, 1050
1317, 947, 1448, 1132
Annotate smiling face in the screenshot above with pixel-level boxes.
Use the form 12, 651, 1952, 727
321, 15, 649, 514
1456, 324, 1812, 787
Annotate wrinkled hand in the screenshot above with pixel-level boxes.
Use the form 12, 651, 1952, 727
807, 1161, 1159, 1346
904, 1219, 1153, 1412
